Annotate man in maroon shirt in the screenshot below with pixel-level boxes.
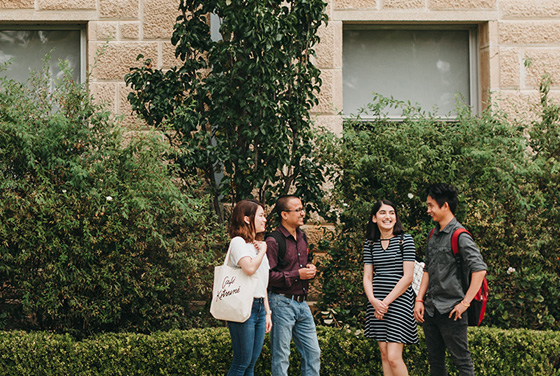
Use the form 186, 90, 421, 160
266, 195, 321, 376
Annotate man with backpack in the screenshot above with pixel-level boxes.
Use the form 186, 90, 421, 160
414, 183, 487, 376
265, 195, 321, 376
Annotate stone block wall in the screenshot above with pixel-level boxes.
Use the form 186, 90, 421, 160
1, 0, 559, 127
316, 0, 560, 126
0, 0, 180, 124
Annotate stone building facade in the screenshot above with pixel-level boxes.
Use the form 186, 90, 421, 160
0, 0, 559, 130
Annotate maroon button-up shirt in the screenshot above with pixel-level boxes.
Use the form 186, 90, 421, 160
266, 225, 312, 296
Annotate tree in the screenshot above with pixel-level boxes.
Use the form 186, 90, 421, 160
125, 0, 329, 222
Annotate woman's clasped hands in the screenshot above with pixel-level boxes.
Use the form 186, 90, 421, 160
371, 298, 389, 320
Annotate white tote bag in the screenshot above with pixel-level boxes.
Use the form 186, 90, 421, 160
412, 261, 425, 296
210, 245, 259, 323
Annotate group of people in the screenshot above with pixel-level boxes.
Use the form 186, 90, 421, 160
225, 195, 319, 376
223, 183, 487, 376
363, 184, 487, 376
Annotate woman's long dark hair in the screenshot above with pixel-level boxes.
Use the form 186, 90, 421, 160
229, 199, 265, 243
365, 199, 405, 241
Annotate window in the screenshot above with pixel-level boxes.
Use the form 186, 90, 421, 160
343, 25, 479, 119
210, 13, 222, 42
0, 26, 85, 85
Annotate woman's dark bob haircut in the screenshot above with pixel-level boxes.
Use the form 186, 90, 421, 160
365, 199, 405, 241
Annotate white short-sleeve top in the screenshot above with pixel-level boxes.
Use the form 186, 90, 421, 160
227, 236, 270, 298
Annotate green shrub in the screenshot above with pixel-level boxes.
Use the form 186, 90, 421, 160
0, 61, 225, 336
0, 327, 558, 375
316, 88, 560, 330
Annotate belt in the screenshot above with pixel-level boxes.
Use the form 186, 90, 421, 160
276, 293, 307, 303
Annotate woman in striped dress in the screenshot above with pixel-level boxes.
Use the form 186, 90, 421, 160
363, 199, 419, 376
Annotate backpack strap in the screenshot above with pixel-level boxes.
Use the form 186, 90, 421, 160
266, 230, 309, 269
398, 233, 405, 258
266, 230, 287, 269
451, 228, 471, 257
451, 228, 472, 293
398, 234, 407, 276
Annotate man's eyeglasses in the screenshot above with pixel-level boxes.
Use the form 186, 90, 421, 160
283, 207, 305, 213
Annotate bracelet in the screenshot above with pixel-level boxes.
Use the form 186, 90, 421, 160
266, 310, 272, 315
461, 300, 470, 307
415, 299, 424, 303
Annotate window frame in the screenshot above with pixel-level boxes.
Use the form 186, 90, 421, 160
0, 24, 87, 84
342, 24, 480, 121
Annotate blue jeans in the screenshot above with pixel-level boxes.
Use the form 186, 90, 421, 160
269, 292, 321, 376
227, 298, 266, 376
424, 309, 475, 376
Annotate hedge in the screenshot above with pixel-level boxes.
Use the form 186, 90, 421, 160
0, 326, 558, 375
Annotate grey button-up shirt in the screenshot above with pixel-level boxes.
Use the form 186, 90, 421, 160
424, 218, 487, 316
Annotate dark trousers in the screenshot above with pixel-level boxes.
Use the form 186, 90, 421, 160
424, 309, 475, 376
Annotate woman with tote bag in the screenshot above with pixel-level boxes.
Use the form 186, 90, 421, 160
225, 199, 272, 376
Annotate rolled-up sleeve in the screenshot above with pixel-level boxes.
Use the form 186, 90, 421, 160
458, 234, 487, 273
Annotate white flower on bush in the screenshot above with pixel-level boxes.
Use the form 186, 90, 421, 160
507, 267, 516, 274
408, 193, 414, 199
62, 189, 67, 193
106, 196, 113, 201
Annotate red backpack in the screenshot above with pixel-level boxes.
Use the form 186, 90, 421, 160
428, 228, 489, 326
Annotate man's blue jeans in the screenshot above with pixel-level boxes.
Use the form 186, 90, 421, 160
269, 292, 321, 376
227, 298, 266, 376
424, 308, 475, 376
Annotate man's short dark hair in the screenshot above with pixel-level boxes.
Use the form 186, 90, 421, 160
426, 183, 459, 214
274, 195, 300, 217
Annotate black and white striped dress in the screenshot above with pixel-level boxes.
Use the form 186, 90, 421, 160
363, 234, 419, 344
